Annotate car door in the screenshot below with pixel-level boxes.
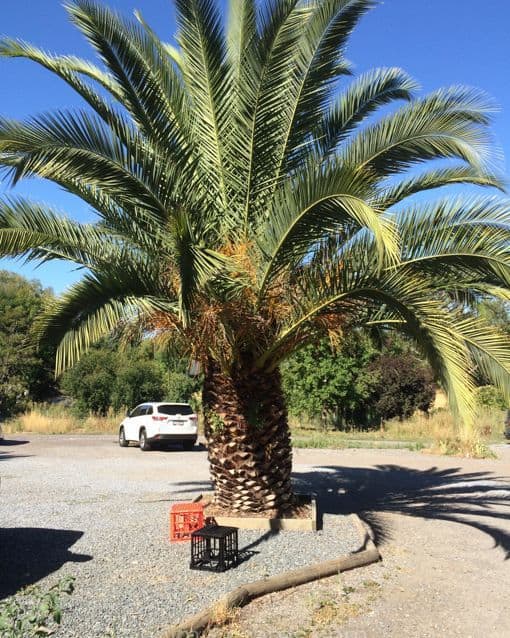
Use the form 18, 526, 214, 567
125, 405, 142, 441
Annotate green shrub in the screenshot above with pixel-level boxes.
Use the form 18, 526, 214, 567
475, 385, 507, 411
368, 353, 435, 421
282, 335, 377, 429
164, 371, 201, 403
61, 350, 117, 416
111, 359, 166, 411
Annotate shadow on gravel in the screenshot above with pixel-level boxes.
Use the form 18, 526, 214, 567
293, 465, 510, 559
0, 528, 92, 600
0, 439, 30, 446
0, 439, 31, 462
153, 442, 208, 452
170, 481, 214, 497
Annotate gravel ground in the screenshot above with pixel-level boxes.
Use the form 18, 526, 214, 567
0, 435, 364, 637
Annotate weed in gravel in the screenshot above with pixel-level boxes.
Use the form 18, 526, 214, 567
0, 576, 75, 637
311, 597, 362, 630
312, 598, 339, 625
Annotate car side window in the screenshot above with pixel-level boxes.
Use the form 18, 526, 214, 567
130, 406, 141, 417
145, 406, 153, 415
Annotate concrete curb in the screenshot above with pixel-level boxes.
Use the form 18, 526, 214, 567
195, 493, 318, 531
160, 513, 381, 638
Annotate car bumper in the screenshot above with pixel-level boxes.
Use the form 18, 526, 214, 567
149, 433, 197, 442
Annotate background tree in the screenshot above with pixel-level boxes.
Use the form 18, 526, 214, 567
1, 0, 510, 512
368, 352, 435, 422
282, 334, 377, 428
283, 334, 435, 428
62, 342, 172, 415
110, 354, 166, 412
0, 271, 55, 416
61, 347, 118, 416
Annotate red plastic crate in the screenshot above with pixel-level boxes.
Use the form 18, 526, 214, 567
170, 502, 204, 542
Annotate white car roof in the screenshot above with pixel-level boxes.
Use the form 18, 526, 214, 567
136, 402, 191, 407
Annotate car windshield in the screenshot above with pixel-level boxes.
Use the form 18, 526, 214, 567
157, 404, 193, 416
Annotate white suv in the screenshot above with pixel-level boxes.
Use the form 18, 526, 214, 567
119, 402, 198, 451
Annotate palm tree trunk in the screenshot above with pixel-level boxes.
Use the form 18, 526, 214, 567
202, 359, 294, 513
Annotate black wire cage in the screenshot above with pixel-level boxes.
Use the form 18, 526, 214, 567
190, 525, 239, 572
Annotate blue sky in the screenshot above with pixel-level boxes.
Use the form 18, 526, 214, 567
1, 0, 510, 293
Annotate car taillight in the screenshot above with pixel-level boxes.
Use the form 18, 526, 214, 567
190, 415, 198, 422
152, 415, 166, 421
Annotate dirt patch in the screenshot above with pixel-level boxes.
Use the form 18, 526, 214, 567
206, 445, 510, 637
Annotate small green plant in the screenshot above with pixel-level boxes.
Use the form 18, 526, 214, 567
0, 576, 75, 637
206, 410, 226, 434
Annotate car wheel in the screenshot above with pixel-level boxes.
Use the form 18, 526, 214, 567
139, 428, 151, 451
183, 440, 195, 451
119, 427, 129, 447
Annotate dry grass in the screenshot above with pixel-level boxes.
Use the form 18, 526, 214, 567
3, 405, 121, 435
290, 407, 506, 458
208, 603, 248, 638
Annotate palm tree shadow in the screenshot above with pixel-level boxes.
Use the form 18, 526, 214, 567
293, 464, 510, 559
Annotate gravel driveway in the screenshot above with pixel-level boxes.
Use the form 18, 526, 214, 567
0, 435, 364, 637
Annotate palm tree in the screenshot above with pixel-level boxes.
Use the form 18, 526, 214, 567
1, 0, 510, 513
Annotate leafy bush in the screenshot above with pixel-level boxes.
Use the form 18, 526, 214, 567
475, 385, 507, 411
164, 371, 201, 403
62, 347, 167, 414
0, 576, 74, 637
61, 350, 118, 416
111, 358, 165, 411
0, 271, 56, 417
368, 353, 435, 421
282, 335, 377, 428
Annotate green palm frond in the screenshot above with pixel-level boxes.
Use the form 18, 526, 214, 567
453, 316, 510, 401
371, 165, 505, 210
0, 111, 171, 218
0, 0, 509, 427
312, 67, 419, 158
247, 2, 311, 214
275, 0, 374, 178
227, 0, 258, 103
394, 196, 510, 285
65, 0, 190, 158
0, 37, 124, 101
341, 86, 497, 176
259, 159, 399, 293
38, 276, 177, 373
0, 197, 125, 266
175, 0, 235, 211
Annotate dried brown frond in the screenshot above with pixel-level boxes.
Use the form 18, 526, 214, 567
220, 240, 258, 285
